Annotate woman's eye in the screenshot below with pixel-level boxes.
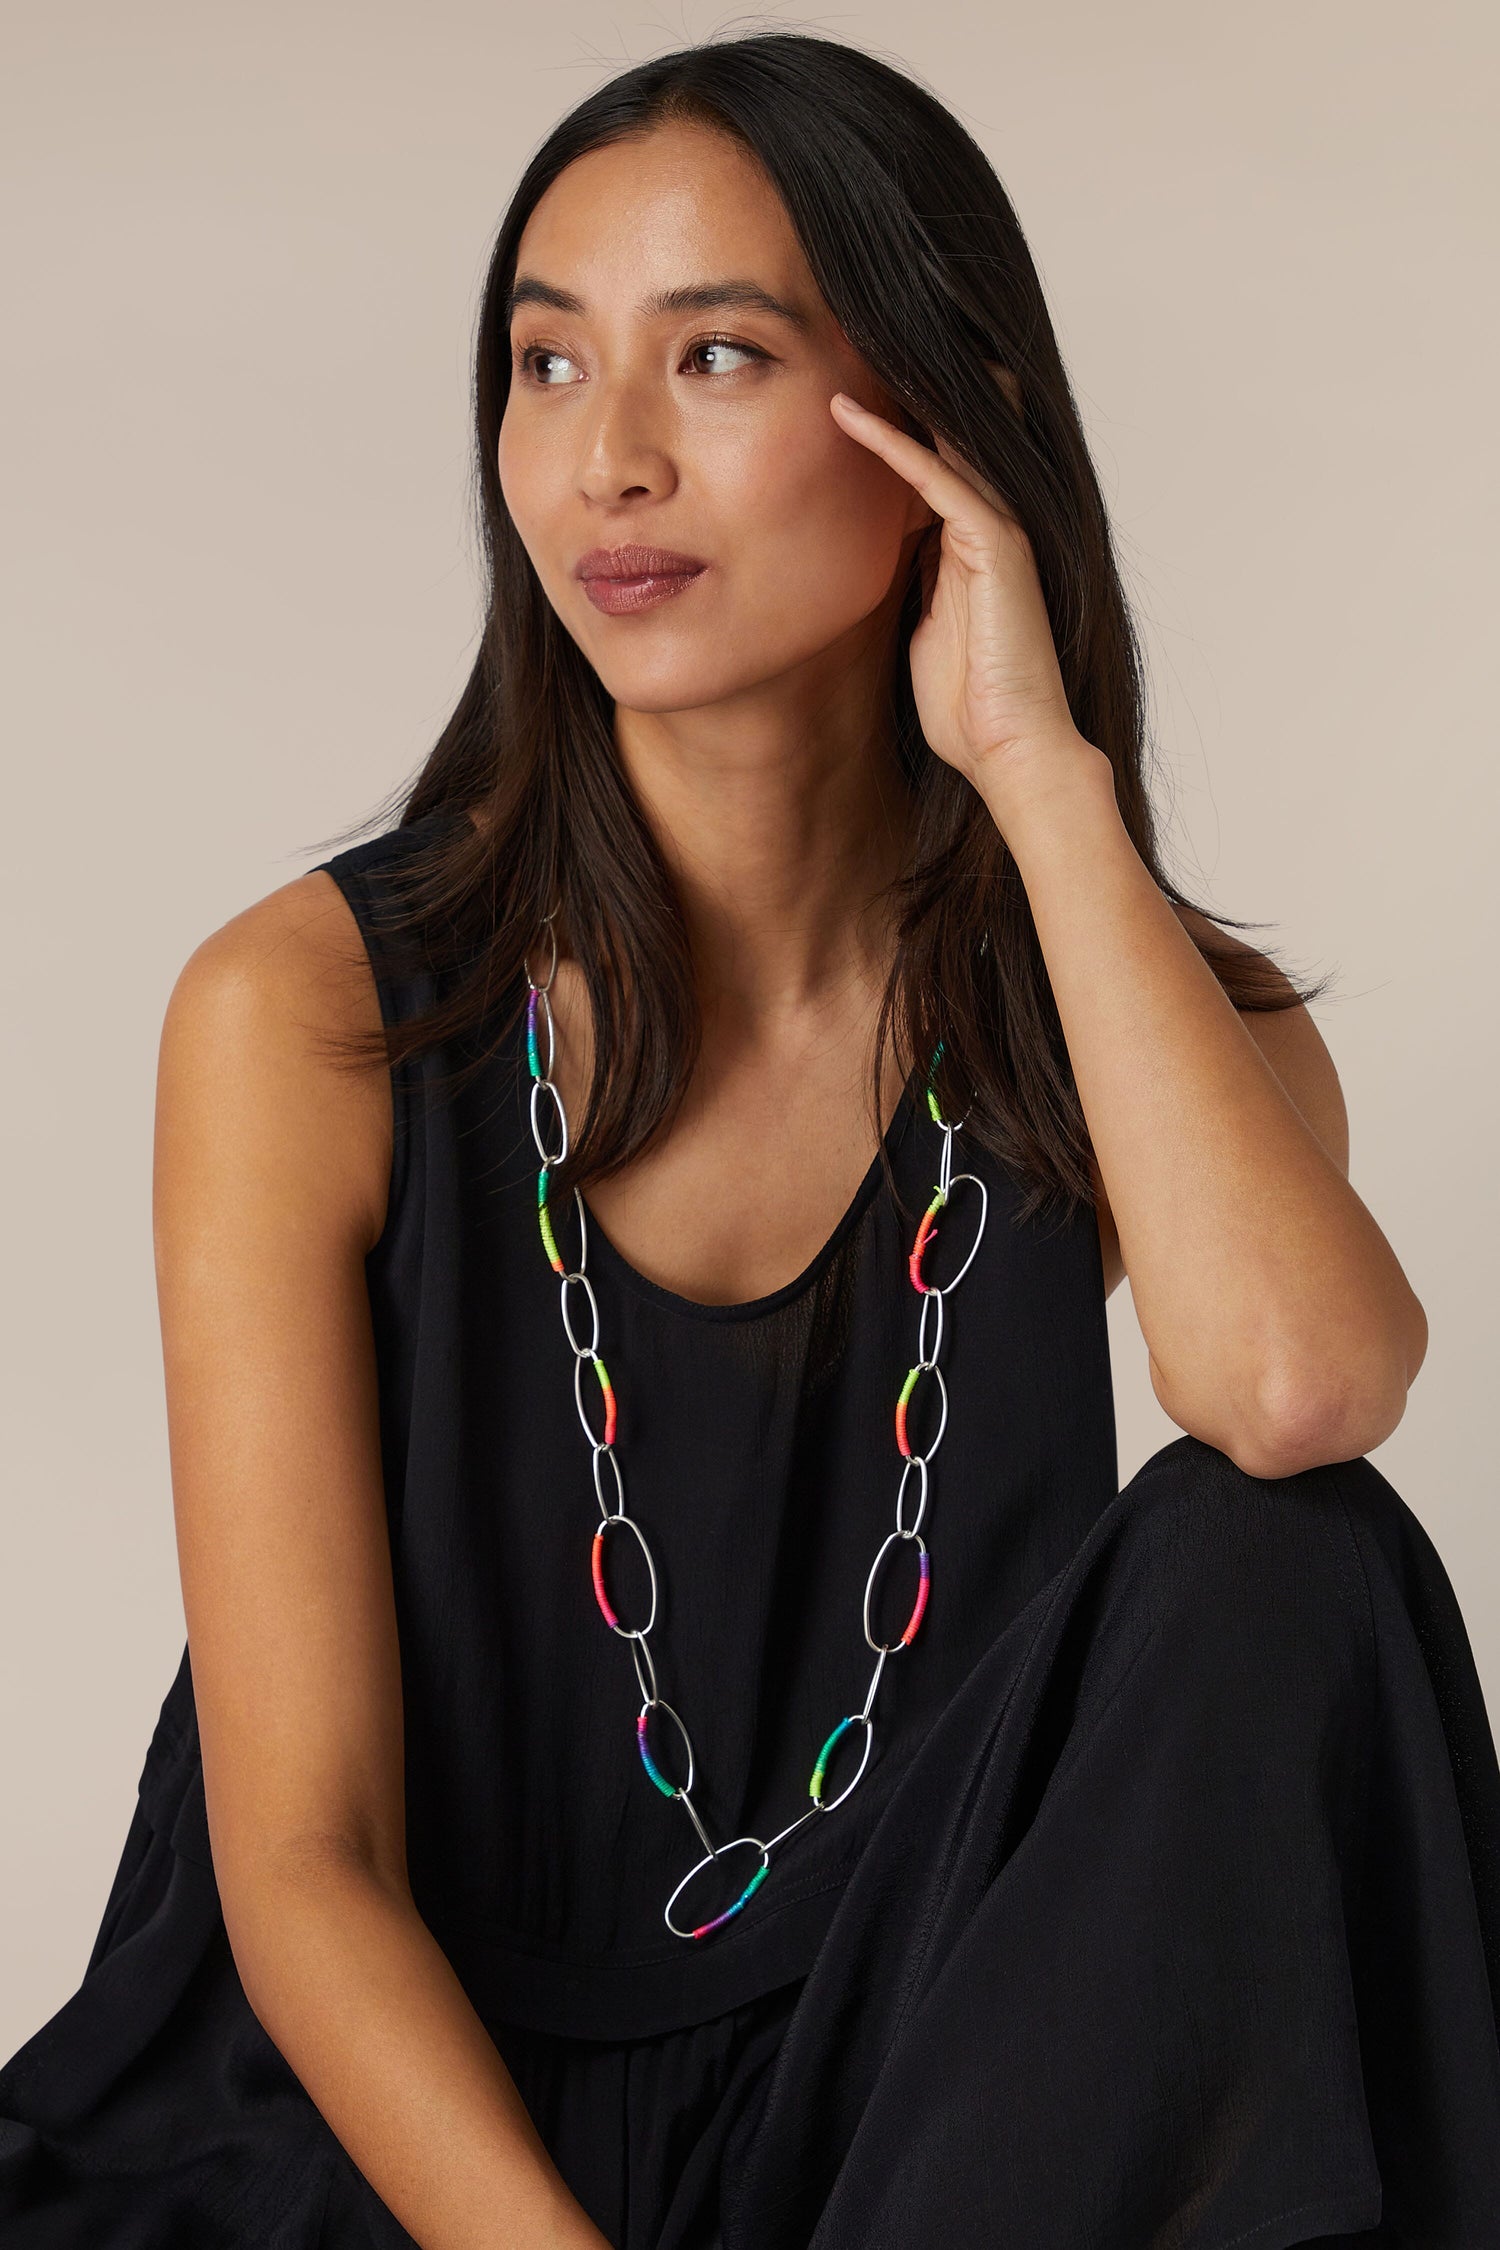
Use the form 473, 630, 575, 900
516, 347, 578, 387
684, 334, 767, 374
513, 335, 767, 387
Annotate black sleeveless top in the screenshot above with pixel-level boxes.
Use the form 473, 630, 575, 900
136, 805, 1119, 2041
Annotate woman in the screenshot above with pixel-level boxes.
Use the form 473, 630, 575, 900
3, 29, 1497, 2250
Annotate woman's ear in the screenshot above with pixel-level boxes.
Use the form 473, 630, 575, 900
984, 359, 1023, 417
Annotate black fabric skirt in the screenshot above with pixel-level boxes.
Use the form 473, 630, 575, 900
3, 1434, 1498, 2248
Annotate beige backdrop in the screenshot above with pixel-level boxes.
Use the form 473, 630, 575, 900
3, 0, 1495, 2056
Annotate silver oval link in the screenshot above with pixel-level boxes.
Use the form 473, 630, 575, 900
809, 1712, 874, 1813
593, 1511, 658, 1637
665, 1836, 771, 1940
591, 1440, 624, 1521
938, 1122, 957, 1196
637, 1694, 694, 1796
628, 1626, 658, 1705
894, 1452, 930, 1537
573, 1351, 611, 1447
927, 1173, 988, 1293
863, 1527, 930, 1653
859, 1646, 889, 1721
901, 1361, 948, 1460
529, 1075, 570, 1166
677, 1789, 716, 1860
559, 1269, 600, 1357
917, 1283, 945, 1368
527, 980, 556, 1078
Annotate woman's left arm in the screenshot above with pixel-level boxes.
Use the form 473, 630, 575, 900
828, 384, 1428, 1481
991, 747, 1428, 1480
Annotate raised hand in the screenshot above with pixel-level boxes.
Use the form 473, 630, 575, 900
829, 386, 1102, 823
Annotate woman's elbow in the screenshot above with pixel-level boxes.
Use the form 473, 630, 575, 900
1233, 1343, 1419, 1480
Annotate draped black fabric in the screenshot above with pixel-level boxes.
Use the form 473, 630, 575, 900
710, 1438, 1500, 2250
2, 808, 1497, 2244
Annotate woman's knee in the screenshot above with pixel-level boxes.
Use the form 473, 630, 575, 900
1122, 1430, 1394, 1551
1106, 1432, 1378, 1683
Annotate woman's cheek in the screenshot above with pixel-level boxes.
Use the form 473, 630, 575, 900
735, 539, 888, 666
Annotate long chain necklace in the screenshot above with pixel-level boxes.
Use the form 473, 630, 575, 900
524, 918, 990, 1942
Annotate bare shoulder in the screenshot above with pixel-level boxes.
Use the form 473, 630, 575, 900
157, 867, 391, 1258
1090, 904, 1348, 1298
165, 865, 379, 1034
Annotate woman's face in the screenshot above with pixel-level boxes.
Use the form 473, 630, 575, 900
497, 119, 933, 717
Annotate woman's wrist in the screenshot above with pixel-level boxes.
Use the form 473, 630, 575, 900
970, 731, 1120, 864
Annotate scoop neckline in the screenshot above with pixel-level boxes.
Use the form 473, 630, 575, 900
578, 1072, 922, 1324
520, 991, 924, 1325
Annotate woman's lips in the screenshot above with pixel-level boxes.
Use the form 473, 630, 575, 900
574, 543, 708, 616
581, 567, 706, 615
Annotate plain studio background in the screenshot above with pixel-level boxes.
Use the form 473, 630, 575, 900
1, 0, 1494, 2060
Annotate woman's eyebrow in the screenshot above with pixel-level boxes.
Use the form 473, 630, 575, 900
505, 275, 813, 333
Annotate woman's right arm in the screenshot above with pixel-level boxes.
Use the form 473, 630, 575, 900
153, 867, 611, 2250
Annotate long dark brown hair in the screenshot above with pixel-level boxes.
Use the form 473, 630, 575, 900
311, 29, 1328, 1228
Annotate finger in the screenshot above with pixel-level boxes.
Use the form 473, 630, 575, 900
931, 431, 1009, 519
829, 393, 1009, 538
